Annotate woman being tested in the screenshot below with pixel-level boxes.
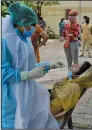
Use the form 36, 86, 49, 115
50, 61, 92, 116
2, 2, 63, 129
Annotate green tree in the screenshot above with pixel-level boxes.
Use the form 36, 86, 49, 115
33, 1, 59, 19
1, 1, 35, 17
1, 1, 59, 18
19, 1, 60, 19
1, 1, 14, 17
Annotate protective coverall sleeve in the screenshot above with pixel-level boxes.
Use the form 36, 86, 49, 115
2, 39, 21, 83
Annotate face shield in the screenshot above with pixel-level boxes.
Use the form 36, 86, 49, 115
23, 25, 36, 37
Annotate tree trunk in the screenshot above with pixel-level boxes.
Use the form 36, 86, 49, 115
36, 1, 44, 20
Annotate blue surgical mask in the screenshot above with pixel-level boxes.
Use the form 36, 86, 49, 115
23, 26, 35, 37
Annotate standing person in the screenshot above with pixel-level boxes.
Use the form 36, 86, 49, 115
38, 16, 47, 47
81, 16, 88, 51
79, 17, 92, 58
38, 16, 46, 30
81, 16, 88, 36
31, 24, 49, 63
2, 2, 64, 129
59, 18, 65, 41
62, 10, 79, 70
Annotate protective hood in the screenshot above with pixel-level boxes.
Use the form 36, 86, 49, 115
2, 15, 16, 37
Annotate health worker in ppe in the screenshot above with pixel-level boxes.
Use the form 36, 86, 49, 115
2, 2, 64, 129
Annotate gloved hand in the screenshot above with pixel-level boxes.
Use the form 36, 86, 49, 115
21, 65, 48, 81
35, 62, 50, 73
68, 70, 72, 80
50, 61, 65, 70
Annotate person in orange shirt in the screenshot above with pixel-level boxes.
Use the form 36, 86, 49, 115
31, 24, 49, 63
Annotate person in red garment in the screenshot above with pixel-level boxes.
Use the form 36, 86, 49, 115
63, 10, 80, 70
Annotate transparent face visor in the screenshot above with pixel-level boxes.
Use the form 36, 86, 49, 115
23, 25, 36, 37
24, 24, 36, 30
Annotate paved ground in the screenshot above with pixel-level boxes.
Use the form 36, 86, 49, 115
37, 39, 92, 129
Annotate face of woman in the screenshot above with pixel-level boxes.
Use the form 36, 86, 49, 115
17, 25, 35, 33
69, 16, 76, 22
24, 25, 32, 31
23, 25, 36, 37
71, 64, 81, 74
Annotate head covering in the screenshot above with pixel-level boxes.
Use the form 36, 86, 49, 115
8, 2, 38, 26
69, 10, 78, 16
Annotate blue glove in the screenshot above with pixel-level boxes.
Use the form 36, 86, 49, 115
35, 62, 50, 73
68, 70, 72, 80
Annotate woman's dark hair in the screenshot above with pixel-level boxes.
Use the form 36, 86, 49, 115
61, 18, 65, 22
83, 16, 88, 20
74, 61, 92, 76
40, 16, 43, 20
85, 17, 90, 24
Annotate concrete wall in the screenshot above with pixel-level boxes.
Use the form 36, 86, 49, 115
41, 1, 92, 35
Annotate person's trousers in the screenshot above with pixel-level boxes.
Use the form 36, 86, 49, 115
64, 41, 79, 69
81, 38, 91, 56
33, 46, 40, 63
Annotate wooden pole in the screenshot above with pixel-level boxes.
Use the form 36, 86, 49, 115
79, 0, 82, 24
79, 1, 82, 40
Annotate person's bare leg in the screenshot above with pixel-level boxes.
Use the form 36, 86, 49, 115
36, 47, 40, 63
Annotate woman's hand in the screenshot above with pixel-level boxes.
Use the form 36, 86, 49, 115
69, 33, 73, 36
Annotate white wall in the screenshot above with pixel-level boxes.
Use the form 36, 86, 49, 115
59, 1, 92, 23
59, 1, 92, 7
42, 1, 92, 35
